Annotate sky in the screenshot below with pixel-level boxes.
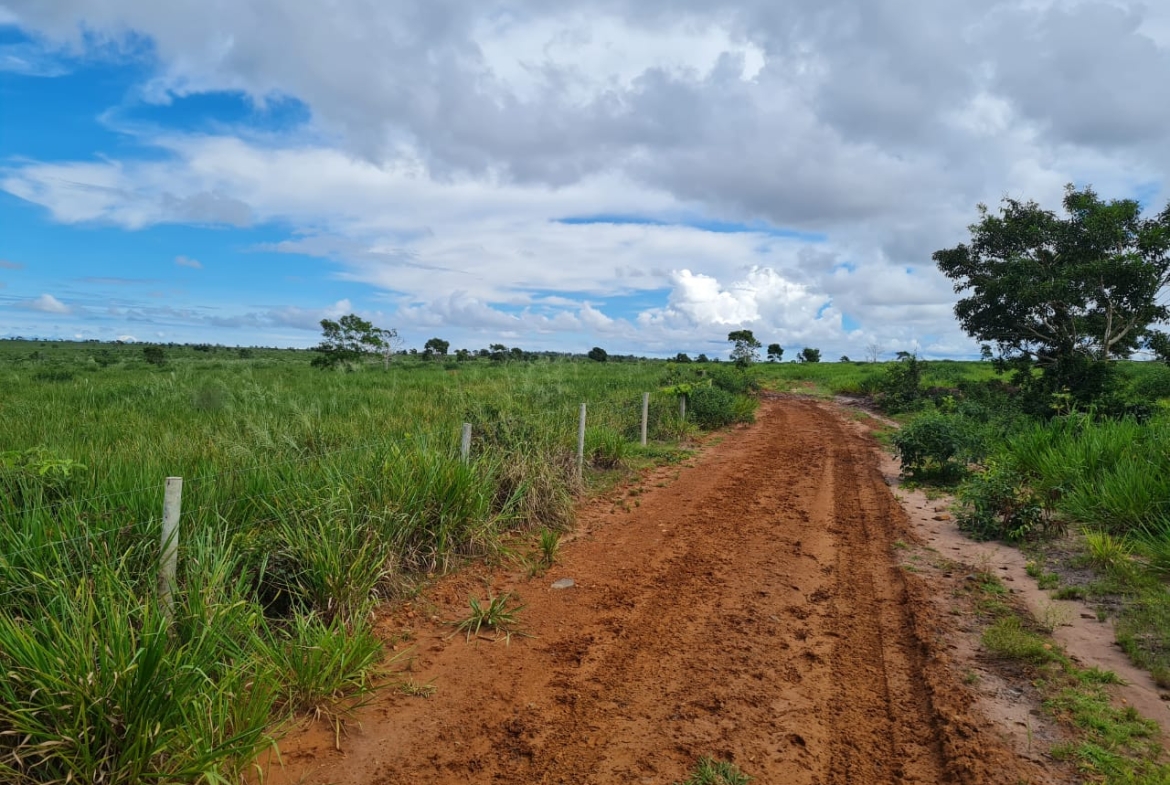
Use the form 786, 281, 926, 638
1, 1, 1169, 359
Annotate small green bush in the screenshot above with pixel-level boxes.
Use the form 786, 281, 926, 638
708, 366, 759, 395
687, 385, 737, 429
956, 460, 1045, 541
878, 355, 924, 412
891, 412, 983, 482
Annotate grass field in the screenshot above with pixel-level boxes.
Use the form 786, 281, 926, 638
4, 338, 1168, 782
0, 340, 748, 782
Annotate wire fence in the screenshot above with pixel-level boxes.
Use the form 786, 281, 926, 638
0, 389, 690, 597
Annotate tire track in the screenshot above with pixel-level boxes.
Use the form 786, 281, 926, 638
261, 397, 1048, 785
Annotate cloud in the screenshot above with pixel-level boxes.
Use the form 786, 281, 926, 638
175, 255, 202, 269
18, 293, 72, 314
0, 260, 25, 269
3, 0, 1170, 357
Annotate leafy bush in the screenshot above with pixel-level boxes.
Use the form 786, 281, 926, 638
686, 385, 737, 429
708, 366, 759, 395
956, 460, 1045, 541
878, 354, 924, 412
0, 448, 87, 507
1128, 364, 1170, 402
891, 412, 983, 482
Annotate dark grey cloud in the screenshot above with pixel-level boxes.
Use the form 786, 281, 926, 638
988, 3, 1170, 148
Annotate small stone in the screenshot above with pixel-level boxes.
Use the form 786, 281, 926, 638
932, 514, 952, 521
551, 578, 576, 590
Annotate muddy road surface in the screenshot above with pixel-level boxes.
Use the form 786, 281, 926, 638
265, 397, 1045, 784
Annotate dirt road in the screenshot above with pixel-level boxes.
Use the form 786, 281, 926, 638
265, 397, 1044, 784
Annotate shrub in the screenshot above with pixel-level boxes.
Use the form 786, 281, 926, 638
878, 354, 924, 412
708, 366, 759, 395
686, 386, 737, 429
956, 460, 1046, 541
891, 412, 983, 482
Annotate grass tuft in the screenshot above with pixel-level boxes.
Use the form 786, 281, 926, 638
674, 756, 752, 785
450, 591, 526, 643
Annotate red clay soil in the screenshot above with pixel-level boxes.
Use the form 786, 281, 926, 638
261, 397, 1049, 785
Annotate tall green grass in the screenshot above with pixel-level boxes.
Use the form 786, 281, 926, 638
1004, 415, 1170, 535
0, 344, 704, 778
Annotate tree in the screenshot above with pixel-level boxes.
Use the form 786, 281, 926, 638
798, 347, 821, 363
1148, 331, 1170, 363
865, 343, 883, 363
587, 346, 608, 362
727, 329, 762, 368
312, 314, 396, 369
766, 343, 784, 362
423, 337, 450, 358
674, 352, 692, 363
934, 185, 1170, 400
839, 355, 851, 363
696, 353, 710, 363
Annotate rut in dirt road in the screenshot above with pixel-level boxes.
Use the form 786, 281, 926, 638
265, 397, 1043, 785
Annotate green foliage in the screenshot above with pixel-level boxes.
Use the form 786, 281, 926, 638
877, 353, 924, 412
312, 313, 397, 369
0, 448, 87, 507
267, 497, 392, 624
981, 616, 1063, 664
891, 412, 983, 482
934, 185, 1170, 408
727, 330, 761, 368
675, 757, 752, 785
142, 345, 166, 366
686, 385, 738, 429
538, 527, 561, 567
257, 612, 383, 719
587, 346, 608, 362
1081, 529, 1133, 573
1006, 415, 1170, 536
586, 426, 629, 469
423, 337, 450, 357
709, 365, 759, 395
766, 343, 783, 362
797, 346, 821, 363
956, 460, 1045, 541
0, 566, 276, 784
450, 591, 525, 642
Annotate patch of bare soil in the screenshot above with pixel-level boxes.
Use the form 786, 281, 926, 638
259, 397, 1050, 784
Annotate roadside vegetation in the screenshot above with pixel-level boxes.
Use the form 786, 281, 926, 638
0, 338, 765, 781
965, 567, 1170, 782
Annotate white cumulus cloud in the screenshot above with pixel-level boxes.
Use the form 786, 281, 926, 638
19, 293, 72, 314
